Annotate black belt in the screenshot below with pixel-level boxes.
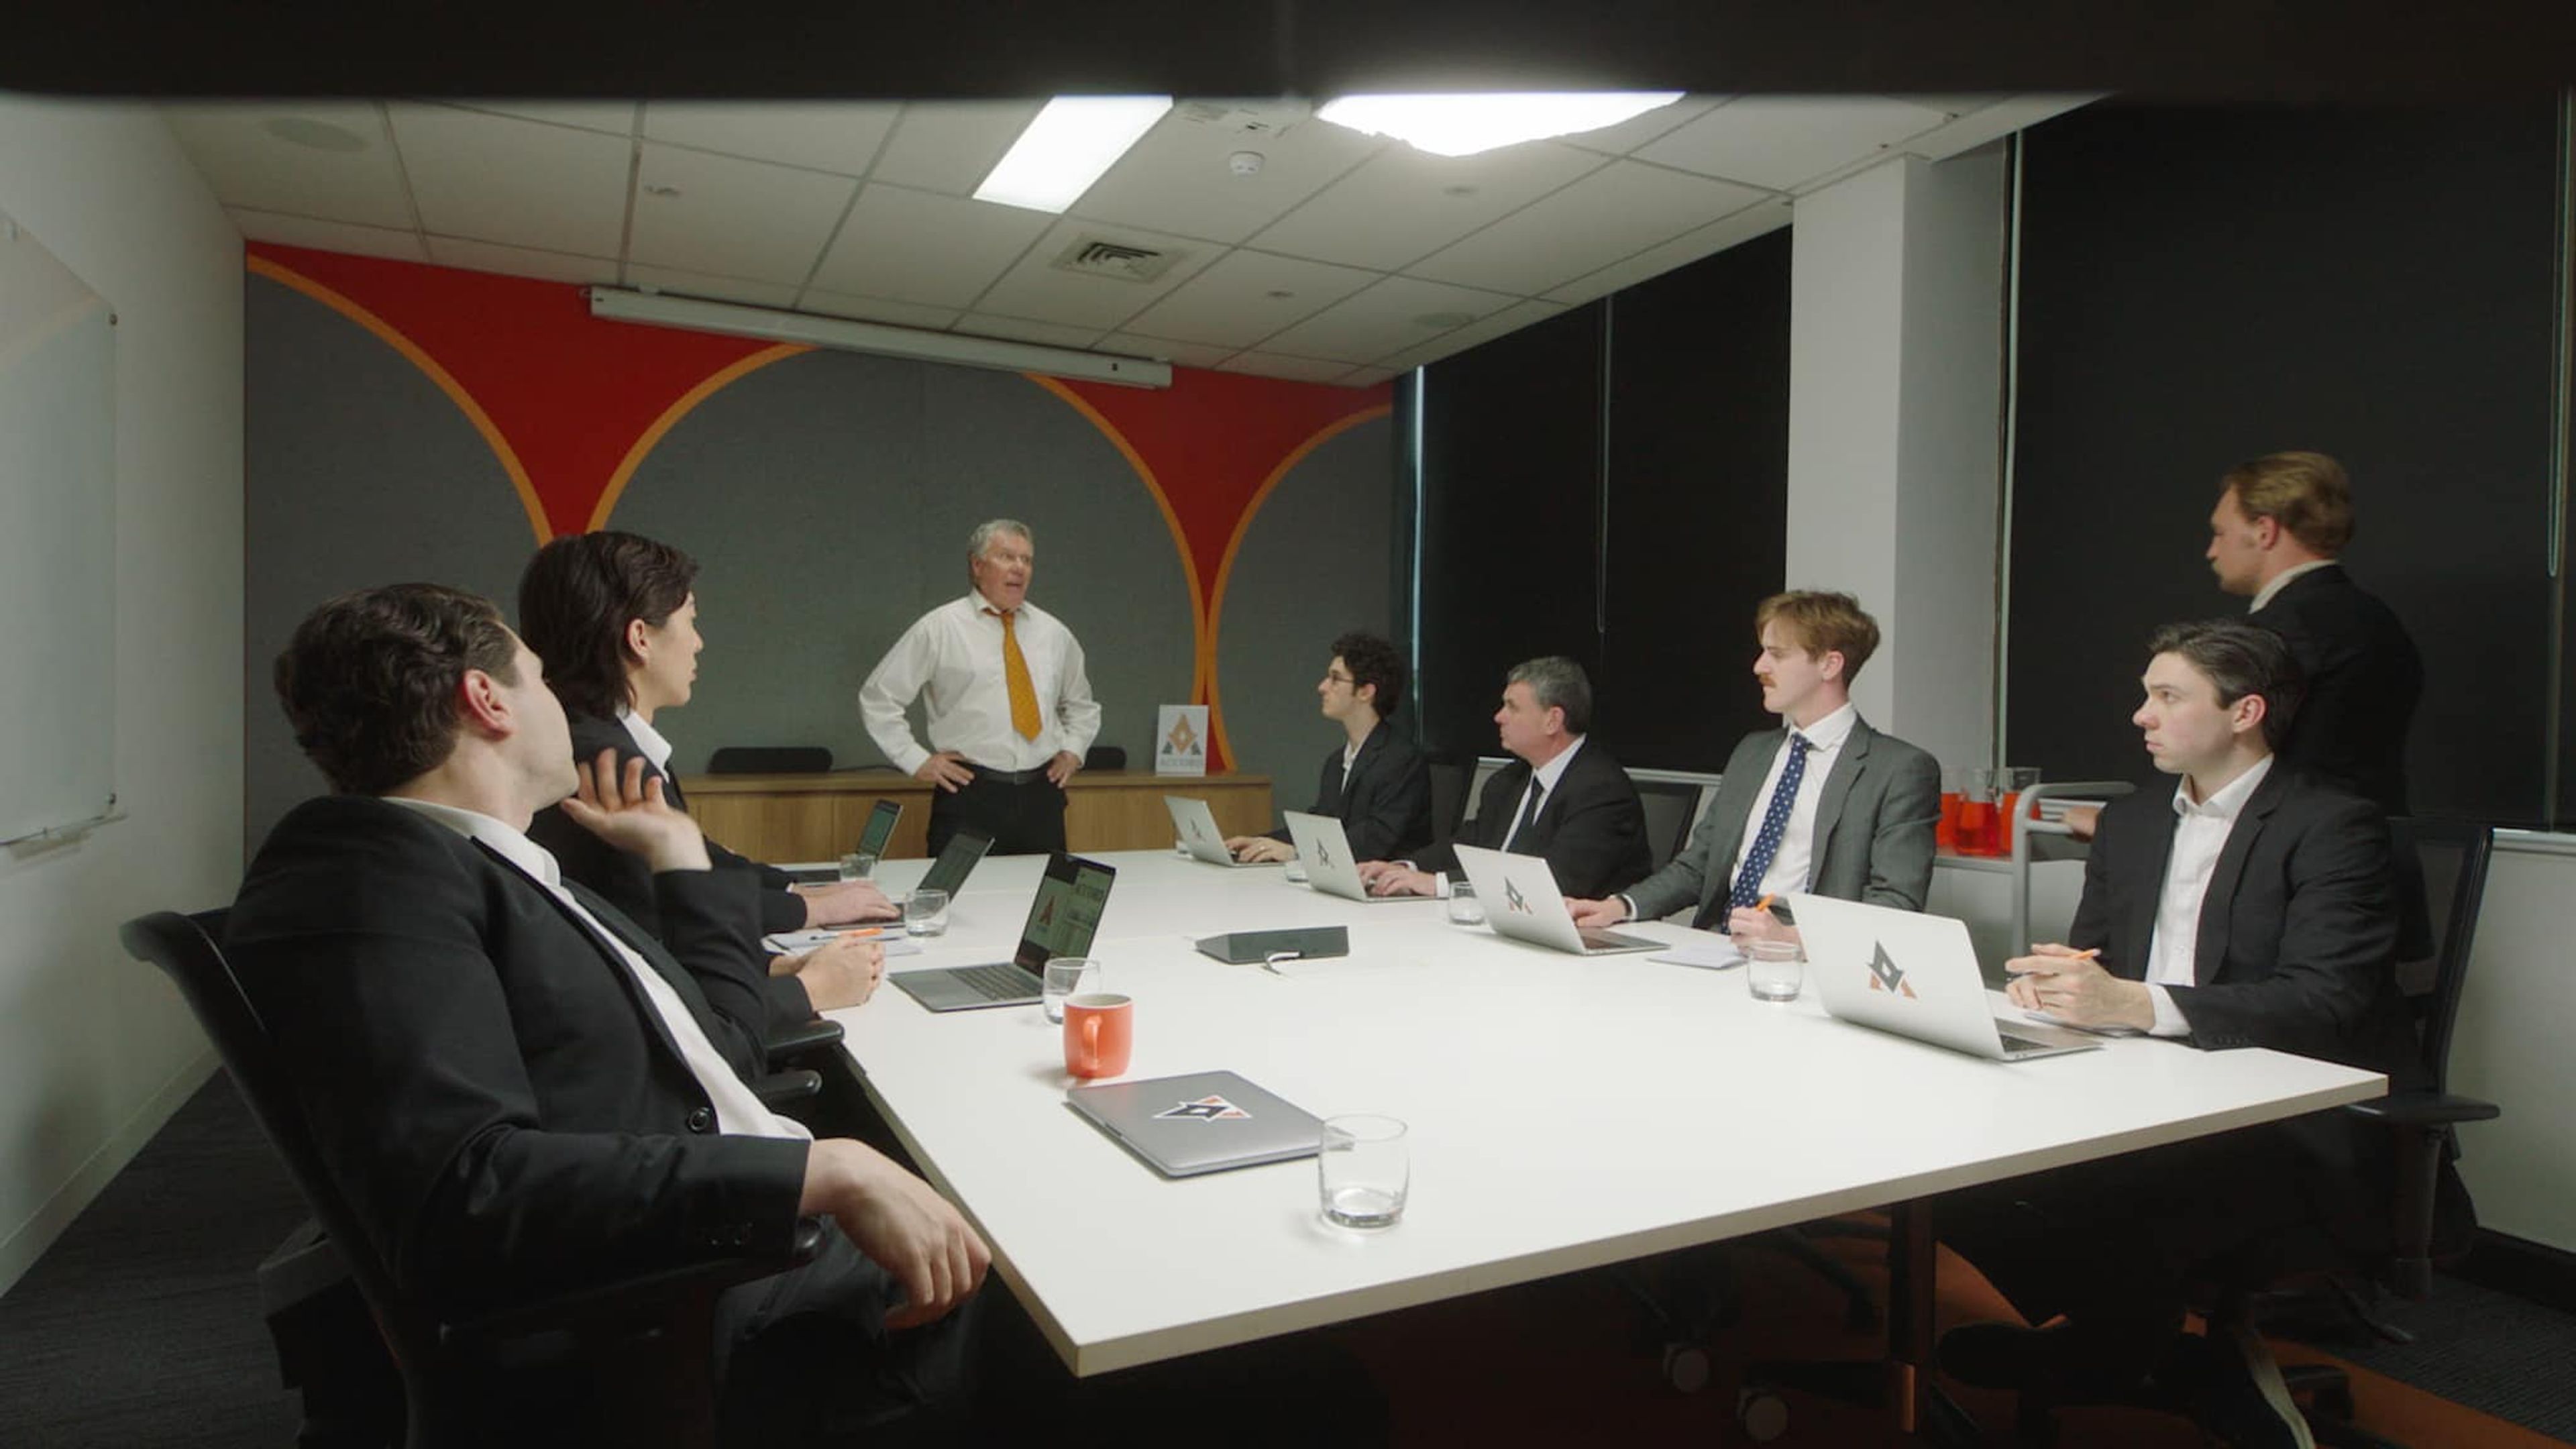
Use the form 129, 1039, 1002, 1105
966, 763, 1052, 785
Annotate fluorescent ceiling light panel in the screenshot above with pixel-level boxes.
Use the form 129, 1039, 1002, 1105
973, 95, 1173, 213
586, 288, 1170, 388
1316, 93, 1685, 157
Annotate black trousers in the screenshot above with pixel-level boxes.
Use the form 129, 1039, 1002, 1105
716, 1222, 978, 1446
927, 767, 1067, 856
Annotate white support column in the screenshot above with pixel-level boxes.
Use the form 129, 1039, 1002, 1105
1785, 147, 2008, 773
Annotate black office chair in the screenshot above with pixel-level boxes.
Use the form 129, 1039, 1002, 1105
2009, 817, 2500, 1448
1424, 751, 1474, 849
1083, 745, 1127, 771
122, 909, 824, 1449
1631, 776, 1711, 871
706, 745, 832, 774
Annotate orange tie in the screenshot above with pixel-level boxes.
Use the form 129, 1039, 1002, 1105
996, 608, 1042, 741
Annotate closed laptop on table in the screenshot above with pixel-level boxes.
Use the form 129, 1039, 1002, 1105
1067, 1070, 1326, 1177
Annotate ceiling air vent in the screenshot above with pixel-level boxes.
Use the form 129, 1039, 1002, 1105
1053, 236, 1185, 284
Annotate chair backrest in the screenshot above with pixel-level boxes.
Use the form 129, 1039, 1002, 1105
1424, 752, 1475, 848
705, 745, 830, 775
121, 911, 437, 1371
1632, 777, 1712, 871
2388, 818, 2494, 1095
1084, 745, 1128, 771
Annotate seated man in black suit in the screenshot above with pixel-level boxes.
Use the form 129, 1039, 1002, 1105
1937, 619, 2443, 1449
1568, 590, 1938, 940
518, 529, 892, 1026
1356, 655, 1652, 901
1224, 631, 1432, 865
229, 584, 987, 1442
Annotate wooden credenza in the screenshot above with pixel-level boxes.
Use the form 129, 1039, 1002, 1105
676, 769, 1275, 862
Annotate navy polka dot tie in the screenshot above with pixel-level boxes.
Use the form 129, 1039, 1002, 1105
1728, 732, 1812, 912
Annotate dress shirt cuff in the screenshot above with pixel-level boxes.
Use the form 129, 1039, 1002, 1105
1432, 871, 1451, 900
2145, 983, 2192, 1038
882, 739, 931, 777
1617, 894, 1638, 922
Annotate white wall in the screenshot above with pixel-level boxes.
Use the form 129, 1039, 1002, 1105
2447, 834, 2576, 1254
0, 97, 244, 1293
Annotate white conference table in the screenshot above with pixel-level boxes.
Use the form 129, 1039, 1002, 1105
826, 849, 2385, 1424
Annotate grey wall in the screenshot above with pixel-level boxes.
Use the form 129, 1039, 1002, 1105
1211, 417, 1399, 822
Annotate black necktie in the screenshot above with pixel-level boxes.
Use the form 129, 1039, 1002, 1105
1507, 781, 1545, 850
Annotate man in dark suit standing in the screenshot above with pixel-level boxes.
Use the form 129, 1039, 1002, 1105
1356, 655, 1651, 901
1937, 620, 2439, 1449
229, 584, 986, 1440
1568, 592, 1937, 941
1226, 631, 1432, 865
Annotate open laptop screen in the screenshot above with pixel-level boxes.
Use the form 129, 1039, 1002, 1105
855, 799, 901, 857
1014, 855, 1115, 971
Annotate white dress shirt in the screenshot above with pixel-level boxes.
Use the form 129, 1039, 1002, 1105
385, 796, 810, 1142
2250, 558, 2334, 613
1729, 702, 1859, 900
2140, 756, 2275, 1038
859, 592, 1102, 775
617, 706, 674, 775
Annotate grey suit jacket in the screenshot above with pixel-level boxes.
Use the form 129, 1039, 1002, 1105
1623, 718, 1940, 927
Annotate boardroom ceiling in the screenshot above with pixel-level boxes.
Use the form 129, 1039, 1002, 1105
166, 93, 2085, 386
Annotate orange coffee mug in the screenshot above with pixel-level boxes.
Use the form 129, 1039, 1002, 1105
1063, 992, 1134, 1079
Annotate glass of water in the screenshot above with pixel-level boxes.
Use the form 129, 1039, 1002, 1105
1446, 880, 1485, 926
837, 850, 878, 881
902, 887, 949, 938
1746, 938, 1803, 1002
1040, 957, 1100, 1024
1318, 1114, 1409, 1230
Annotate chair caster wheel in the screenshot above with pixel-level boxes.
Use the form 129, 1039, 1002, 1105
1662, 1342, 1711, 1393
1737, 1386, 1789, 1442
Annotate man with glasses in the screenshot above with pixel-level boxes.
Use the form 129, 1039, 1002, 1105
1226, 631, 1432, 865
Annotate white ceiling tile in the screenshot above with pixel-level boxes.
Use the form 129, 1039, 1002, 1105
1898, 94, 2102, 162
445, 101, 637, 136
640, 101, 902, 176
1067, 107, 1380, 244
1407, 161, 1769, 296
229, 207, 426, 263
1542, 195, 1795, 306
951, 314, 1108, 349
623, 264, 802, 309
1218, 352, 1361, 384
1115, 250, 1379, 350
386, 103, 634, 257
810, 183, 1053, 310
1095, 332, 1238, 370
870, 100, 1046, 194
425, 235, 619, 284
971, 219, 1222, 331
1257, 274, 1522, 365
800, 290, 965, 331
629, 144, 857, 284
1248, 140, 1607, 272
1554, 94, 1727, 155
1336, 366, 1403, 388
1374, 299, 1568, 374
1632, 95, 1953, 190
163, 103, 415, 229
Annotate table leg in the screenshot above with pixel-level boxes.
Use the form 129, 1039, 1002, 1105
1886, 1199, 1937, 1435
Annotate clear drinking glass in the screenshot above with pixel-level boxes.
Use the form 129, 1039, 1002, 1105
837, 851, 878, 881
1746, 938, 1804, 1002
1446, 879, 1485, 926
902, 887, 950, 938
1318, 1114, 1409, 1230
1041, 957, 1100, 1024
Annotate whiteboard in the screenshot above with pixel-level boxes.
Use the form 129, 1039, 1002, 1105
0, 211, 116, 845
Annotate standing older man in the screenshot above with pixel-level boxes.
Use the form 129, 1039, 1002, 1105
861, 519, 1102, 855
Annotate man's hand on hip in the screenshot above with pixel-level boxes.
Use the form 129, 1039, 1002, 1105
915, 752, 975, 793
1046, 750, 1082, 786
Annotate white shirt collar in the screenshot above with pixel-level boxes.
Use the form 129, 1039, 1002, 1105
2251, 559, 2335, 613
616, 706, 674, 775
385, 796, 561, 886
1528, 734, 1586, 794
1782, 701, 1858, 752
2171, 755, 2274, 821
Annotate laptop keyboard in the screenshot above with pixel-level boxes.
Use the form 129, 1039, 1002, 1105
953, 965, 1038, 1001
1996, 1030, 2054, 1055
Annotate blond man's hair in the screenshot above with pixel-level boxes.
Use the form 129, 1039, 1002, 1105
1754, 591, 1882, 682
2222, 451, 2354, 555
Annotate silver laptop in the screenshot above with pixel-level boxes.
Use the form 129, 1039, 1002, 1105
1451, 844, 1660, 955
1065, 1070, 1326, 1177
1282, 810, 1412, 904
889, 852, 1114, 1012
1789, 894, 2102, 1061
1165, 794, 1275, 868
783, 798, 904, 884
912, 827, 993, 899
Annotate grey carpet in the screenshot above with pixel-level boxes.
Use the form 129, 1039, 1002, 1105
2283, 1273, 2576, 1442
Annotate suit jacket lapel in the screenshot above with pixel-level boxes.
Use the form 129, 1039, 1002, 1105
2192, 769, 2284, 983
1694, 734, 1773, 918
1335, 724, 1382, 810
473, 840, 697, 1067
1807, 720, 1871, 879
2123, 804, 2180, 974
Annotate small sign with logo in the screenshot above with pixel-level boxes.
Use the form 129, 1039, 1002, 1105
1155, 704, 1209, 776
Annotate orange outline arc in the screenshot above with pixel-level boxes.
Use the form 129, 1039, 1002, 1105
1201, 404, 1394, 771
1024, 374, 1210, 710
246, 254, 551, 545
588, 343, 812, 532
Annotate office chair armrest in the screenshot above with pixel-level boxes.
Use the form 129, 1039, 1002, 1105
447, 1218, 828, 1344
764, 1017, 845, 1067
753, 1069, 823, 1108
2345, 1090, 2500, 1128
